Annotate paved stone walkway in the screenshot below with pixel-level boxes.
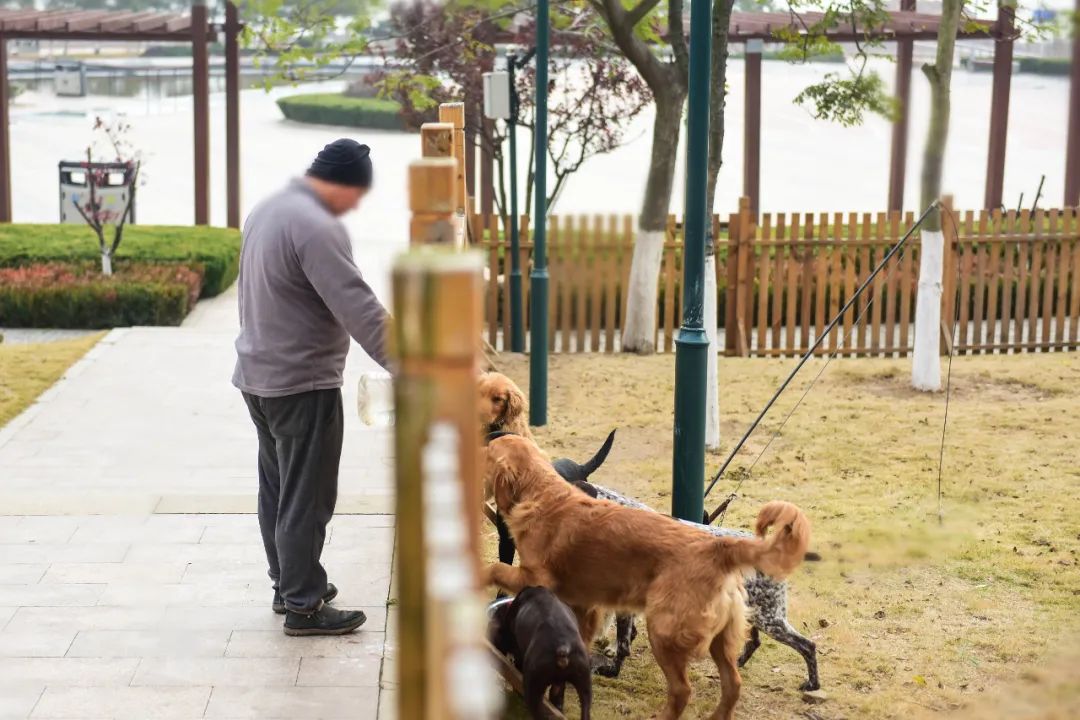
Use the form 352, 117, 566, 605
0, 285, 399, 720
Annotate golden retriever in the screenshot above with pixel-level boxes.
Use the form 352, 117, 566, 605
483, 435, 810, 720
477, 371, 532, 439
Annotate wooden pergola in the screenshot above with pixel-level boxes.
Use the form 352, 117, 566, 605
730, 7, 1005, 216
473, 6, 1078, 217
0, 1, 243, 227
730, 4, 1080, 214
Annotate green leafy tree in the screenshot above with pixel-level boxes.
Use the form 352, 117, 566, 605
240, 0, 374, 84
375, 0, 649, 215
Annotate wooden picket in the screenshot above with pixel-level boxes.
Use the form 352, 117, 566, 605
475, 203, 1080, 357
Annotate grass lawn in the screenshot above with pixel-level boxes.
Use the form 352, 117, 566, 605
0, 333, 105, 427
492, 352, 1080, 719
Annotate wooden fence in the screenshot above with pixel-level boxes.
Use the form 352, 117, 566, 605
473, 202, 1080, 357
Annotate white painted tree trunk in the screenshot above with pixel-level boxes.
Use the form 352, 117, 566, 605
704, 255, 720, 449
621, 229, 665, 354
100, 251, 113, 276
912, 229, 943, 391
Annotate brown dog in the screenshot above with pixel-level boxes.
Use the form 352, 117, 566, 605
478, 371, 532, 439
483, 435, 810, 720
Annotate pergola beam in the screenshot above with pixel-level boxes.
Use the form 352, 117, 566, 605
163, 16, 192, 33
225, 1, 242, 229
64, 11, 117, 32
100, 11, 159, 32
887, 0, 916, 212
1065, 0, 1080, 207
743, 40, 762, 219
984, 3, 1014, 210
192, 0, 210, 225
0, 36, 10, 222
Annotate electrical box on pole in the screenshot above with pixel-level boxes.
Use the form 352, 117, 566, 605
482, 71, 511, 120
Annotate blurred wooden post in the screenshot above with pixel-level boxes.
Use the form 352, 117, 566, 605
421, 122, 455, 160
191, 0, 210, 225
393, 159, 493, 719
0, 37, 11, 221
439, 102, 468, 247
410, 159, 458, 247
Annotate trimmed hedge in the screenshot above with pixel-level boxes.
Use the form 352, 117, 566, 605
1018, 57, 1071, 77
0, 262, 203, 328
0, 224, 240, 298
276, 94, 407, 131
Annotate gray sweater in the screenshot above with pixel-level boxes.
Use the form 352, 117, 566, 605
232, 179, 391, 398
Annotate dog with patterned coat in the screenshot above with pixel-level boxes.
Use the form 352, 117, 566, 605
584, 482, 820, 691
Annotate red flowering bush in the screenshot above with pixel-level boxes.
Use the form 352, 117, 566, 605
0, 262, 204, 328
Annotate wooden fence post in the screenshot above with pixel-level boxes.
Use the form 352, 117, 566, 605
410, 159, 458, 247
724, 209, 739, 355
940, 194, 958, 356
393, 159, 495, 719
421, 122, 455, 159
734, 197, 753, 356
439, 102, 468, 248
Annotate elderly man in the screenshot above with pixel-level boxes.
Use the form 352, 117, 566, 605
233, 139, 391, 636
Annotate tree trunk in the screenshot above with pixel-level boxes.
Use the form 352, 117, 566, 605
912, 0, 961, 391
703, 0, 734, 449
622, 81, 687, 354
101, 250, 113, 276
706, 0, 734, 220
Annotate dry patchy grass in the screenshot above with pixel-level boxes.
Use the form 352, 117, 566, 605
0, 333, 104, 427
491, 352, 1080, 719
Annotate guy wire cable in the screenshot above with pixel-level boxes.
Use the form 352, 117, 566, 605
705, 201, 939, 525
936, 203, 964, 525
711, 233, 912, 525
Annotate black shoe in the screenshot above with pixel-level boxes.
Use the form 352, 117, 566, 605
272, 583, 339, 615
284, 605, 367, 636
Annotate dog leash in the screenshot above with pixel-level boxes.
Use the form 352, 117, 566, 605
705, 201, 940, 525
935, 203, 963, 526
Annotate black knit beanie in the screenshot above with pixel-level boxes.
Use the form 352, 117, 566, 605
306, 139, 373, 188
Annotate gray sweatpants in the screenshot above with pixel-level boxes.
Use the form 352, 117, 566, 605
242, 389, 343, 613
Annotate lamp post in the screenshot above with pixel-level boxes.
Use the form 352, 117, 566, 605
529, 0, 550, 427
484, 51, 533, 353
507, 52, 526, 353
671, 0, 712, 522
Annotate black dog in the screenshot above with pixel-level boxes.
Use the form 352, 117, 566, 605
490, 586, 593, 719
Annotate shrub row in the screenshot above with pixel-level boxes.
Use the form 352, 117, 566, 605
0, 262, 203, 329
1018, 57, 1071, 77
0, 224, 240, 298
276, 93, 407, 131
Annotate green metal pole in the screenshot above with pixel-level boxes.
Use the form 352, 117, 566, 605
529, 0, 549, 426
672, 0, 712, 522
508, 55, 525, 352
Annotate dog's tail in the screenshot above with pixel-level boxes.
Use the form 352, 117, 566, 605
554, 643, 571, 669
715, 501, 811, 580
579, 429, 616, 478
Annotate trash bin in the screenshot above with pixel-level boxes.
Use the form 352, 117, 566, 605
58, 161, 136, 225
54, 61, 86, 97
